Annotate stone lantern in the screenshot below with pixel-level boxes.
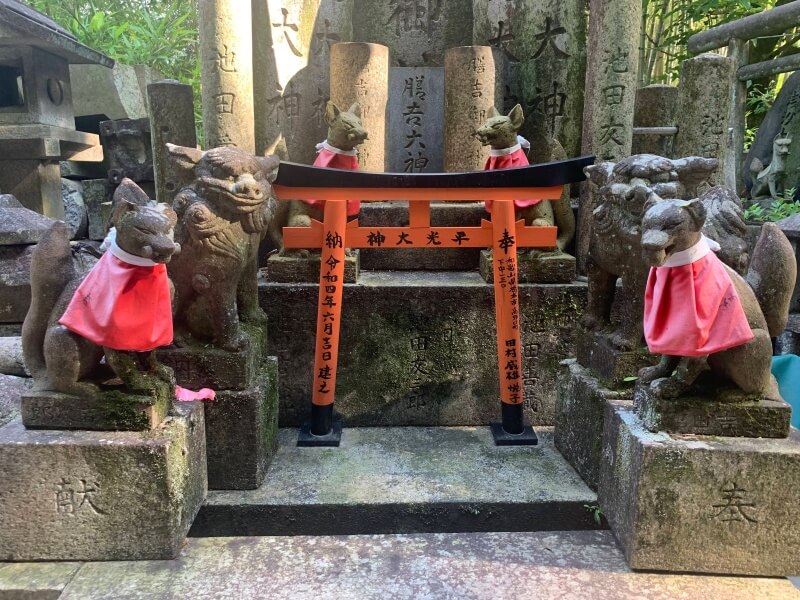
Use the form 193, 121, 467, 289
0, 0, 113, 219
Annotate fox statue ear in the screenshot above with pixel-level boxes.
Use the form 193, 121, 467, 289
684, 198, 707, 230
348, 102, 362, 119
508, 104, 524, 130
488, 106, 501, 118
111, 199, 138, 227
324, 101, 341, 125
166, 144, 204, 180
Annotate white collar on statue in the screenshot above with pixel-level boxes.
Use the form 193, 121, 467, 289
315, 141, 358, 156
489, 143, 522, 157
110, 241, 158, 267
662, 234, 721, 267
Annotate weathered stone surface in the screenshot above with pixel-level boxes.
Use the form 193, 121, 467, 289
40, 531, 799, 599
387, 67, 444, 173
81, 179, 112, 240
252, 0, 354, 164
632, 84, 679, 156
0, 374, 31, 428
0, 194, 56, 245
444, 46, 503, 172
634, 382, 791, 438
352, 0, 472, 68
199, 0, 255, 152
473, 0, 588, 158
554, 360, 632, 491
99, 118, 153, 184
0, 562, 81, 600
264, 252, 359, 283
0, 337, 26, 377
60, 160, 105, 180
262, 272, 587, 427
0, 245, 34, 323
21, 387, 172, 432
60, 178, 88, 239
0, 402, 207, 561
480, 249, 576, 284
205, 358, 279, 491
576, 330, 657, 388
0, 161, 64, 221
600, 402, 800, 576
193, 427, 598, 536
330, 43, 389, 172
673, 53, 736, 189
70, 63, 161, 121
147, 80, 197, 206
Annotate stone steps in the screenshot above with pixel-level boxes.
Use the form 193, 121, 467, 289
189, 426, 600, 537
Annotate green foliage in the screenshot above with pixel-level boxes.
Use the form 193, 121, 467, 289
744, 189, 800, 223
584, 504, 603, 526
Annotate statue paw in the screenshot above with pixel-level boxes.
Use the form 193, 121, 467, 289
64, 381, 101, 397
241, 308, 268, 327
650, 377, 681, 399
218, 333, 248, 352
580, 314, 604, 331
638, 364, 668, 384
609, 331, 636, 351
154, 364, 176, 386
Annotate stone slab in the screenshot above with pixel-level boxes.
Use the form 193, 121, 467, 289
555, 360, 632, 491
0, 245, 34, 324
0, 195, 56, 245
205, 357, 279, 491
191, 426, 599, 536
0, 162, 64, 221
21, 386, 172, 432
0, 402, 207, 561
81, 179, 112, 241
60, 160, 105, 180
575, 330, 657, 388
0, 562, 81, 600
70, 63, 160, 121
60, 179, 88, 240
264, 251, 359, 283
13, 532, 788, 600
635, 382, 792, 438
600, 402, 800, 576
0, 337, 26, 377
261, 272, 587, 427
0, 374, 30, 429
479, 249, 576, 284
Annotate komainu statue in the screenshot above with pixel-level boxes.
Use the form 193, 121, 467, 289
166, 144, 280, 351
22, 180, 181, 396
750, 134, 792, 202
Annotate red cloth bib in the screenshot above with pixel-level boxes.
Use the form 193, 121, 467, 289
483, 146, 543, 213
302, 143, 361, 217
644, 240, 753, 356
59, 245, 173, 352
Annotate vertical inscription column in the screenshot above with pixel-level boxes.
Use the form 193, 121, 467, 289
199, 0, 256, 152
576, 0, 641, 271
673, 53, 736, 188
330, 42, 390, 172
444, 46, 501, 172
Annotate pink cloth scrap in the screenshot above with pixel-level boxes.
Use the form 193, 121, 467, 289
175, 385, 216, 402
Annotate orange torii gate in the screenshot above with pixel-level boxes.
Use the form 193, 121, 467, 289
273, 157, 594, 447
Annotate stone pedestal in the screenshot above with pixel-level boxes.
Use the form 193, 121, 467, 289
554, 360, 631, 491
265, 251, 360, 283
479, 249, 575, 284
444, 46, 502, 172
0, 402, 207, 561
575, 330, 657, 389
148, 80, 197, 206
673, 53, 735, 189
158, 327, 278, 490
199, 0, 255, 152
330, 43, 389, 172
632, 84, 679, 156
600, 402, 800, 576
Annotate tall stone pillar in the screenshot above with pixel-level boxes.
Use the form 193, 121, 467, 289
329, 43, 389, 172
444, 46, 502, 172
576, 0, 641, 272
147, 80, 197, 206
632, 84, 679, 157
473, 0, 588, 158
199, 0, 255, 152
673, 53, 736, 188
252, 0, 354, 164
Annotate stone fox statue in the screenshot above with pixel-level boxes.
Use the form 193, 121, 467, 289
750, 134, 792, 201
637, 197, 796, 398
474, 104, 575, 252
22, 181, 181, 396
270, 101, 368, 255
166, 144, 280, 351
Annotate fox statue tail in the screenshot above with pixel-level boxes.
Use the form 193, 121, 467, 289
21, 222, 75, 382
745, 222, 797, 337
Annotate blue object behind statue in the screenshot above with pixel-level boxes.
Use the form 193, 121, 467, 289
772, 354, 800, 429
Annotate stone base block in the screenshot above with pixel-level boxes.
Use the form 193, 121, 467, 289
158, 325, 266, 392
600, 402, 800, 576
575, 330, 657, 388
479, 250, 576, 284
554, 360, 632, 490
265, 251, 359, 283
21, 385, 172, 431
0, 402, 207, 561
206, 357, 279, 490
635, 383, 791, 438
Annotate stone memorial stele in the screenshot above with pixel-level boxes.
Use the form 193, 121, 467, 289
632, 84, 679, 156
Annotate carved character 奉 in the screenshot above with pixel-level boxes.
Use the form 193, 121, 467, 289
166, 144, 280, 351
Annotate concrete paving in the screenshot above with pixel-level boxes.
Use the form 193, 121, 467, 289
192, 427, 601, 536
2, 531, 797, 599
